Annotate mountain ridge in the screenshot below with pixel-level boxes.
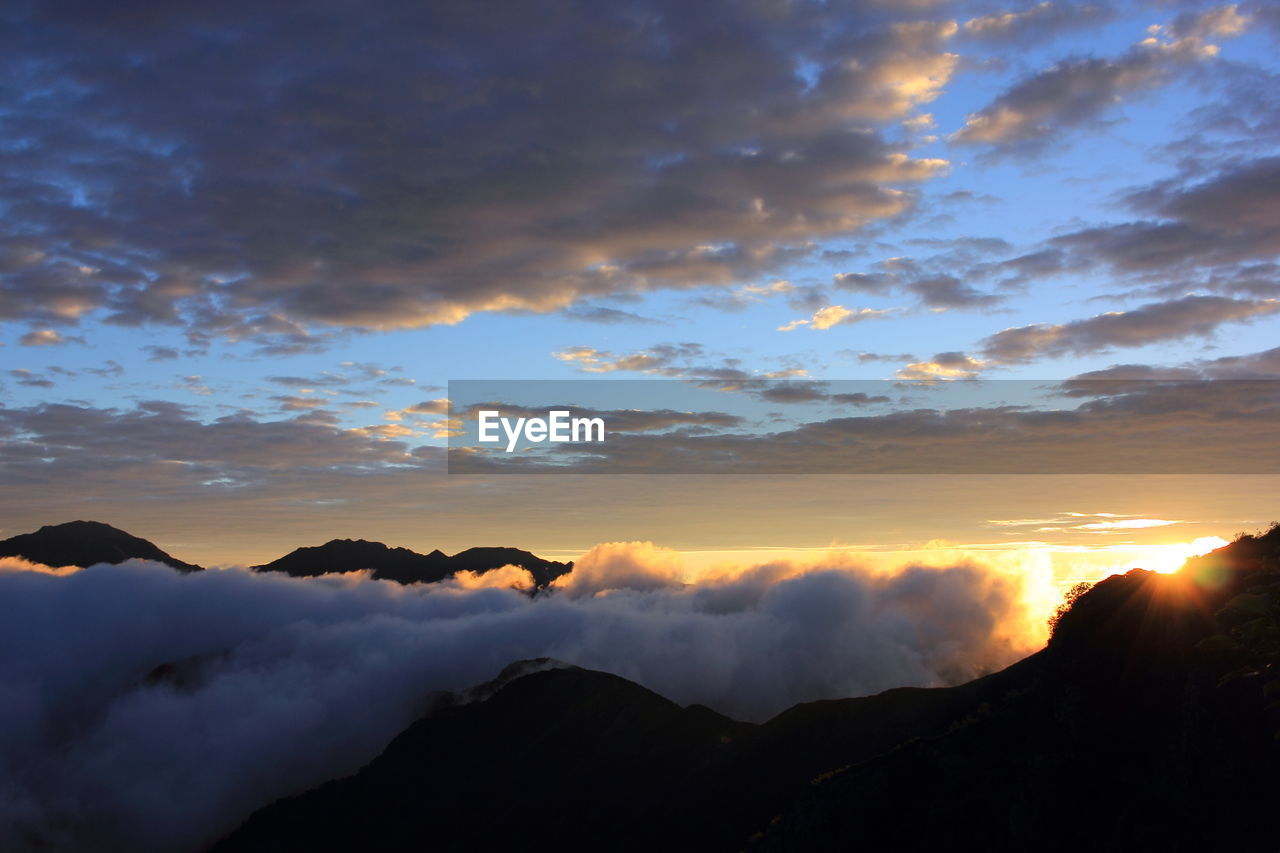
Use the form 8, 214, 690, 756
0, 521, 574, 587
252, 538, 573, 587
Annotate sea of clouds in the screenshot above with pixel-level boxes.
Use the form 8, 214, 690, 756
0, 543, 1042, 852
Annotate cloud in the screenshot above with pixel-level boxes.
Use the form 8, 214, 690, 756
1192, 345, 1280, 378
561, 306, 663, 325
978, 295, 1280, 362
1249, 0, 1280, 40
981, 155, 1280, 307
952, 30, 1224, 155
178, 375, 213, 397
0, 556, 77, 576
1169, 4, 1249, 39
833, 250, 1007, 311
1074, 518, 1177, 531
1062, 344, 1280, 384
1102, 156, 1280, 268
903, 112, 936, 132
777, 305, 893, 332
142, 345, 180, 362
450, 377, 1280, 475
402, 399, 450, 417
895, 352, 986, 380
961, 2, 1114, 46
552, 541, 686, 597
0, 551, 1034, 850
691, 279, 803, 313
989, 247, 1089, 287
985, 511, 1181, 533
457, 402, 742, 434
271, 394, 328, 412
447, 564, 536, 592
18, 330, 67, 347
0, 1, 956, 336
266, 362, 405, 390
841, 350, 918, 364
749, 381, 891, 406
550, 342, 793, 384
0, 400, 427, 497
8, 369, 56, 389
551, 344, 704, 375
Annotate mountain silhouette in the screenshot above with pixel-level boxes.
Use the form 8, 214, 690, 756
215, 525, 1280, 852
254, 539, 572, 587
0, 521, 573, 588
0, 520, 204, 572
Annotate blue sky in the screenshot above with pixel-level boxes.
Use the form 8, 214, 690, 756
2, 0, 1278, 566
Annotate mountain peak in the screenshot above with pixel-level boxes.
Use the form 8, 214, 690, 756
36, 519, 122, 534
0, 520, 204, 572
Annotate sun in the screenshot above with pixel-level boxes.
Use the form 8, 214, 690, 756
1124, 536, 1231, 575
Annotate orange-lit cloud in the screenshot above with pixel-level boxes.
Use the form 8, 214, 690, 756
776, 305, 894, 332
448, 564, 535, 591
552, 541, 685, 597
0, 556, 79, 576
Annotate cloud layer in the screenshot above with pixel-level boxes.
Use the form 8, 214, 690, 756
0, 0, 955, 339
0, 548, 1034, 851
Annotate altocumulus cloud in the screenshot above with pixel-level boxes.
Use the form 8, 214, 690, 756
0, 0, 952, 340
0, 546, 1035, 852
952, 24, 1228, 156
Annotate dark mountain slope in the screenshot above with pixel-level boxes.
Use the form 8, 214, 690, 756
0, 520, 204, 572
214, 663, 756, 852
214, 657, 1051, 852
253, 539, 572, 587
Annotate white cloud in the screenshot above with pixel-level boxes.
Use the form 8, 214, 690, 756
777, 305, 893, 332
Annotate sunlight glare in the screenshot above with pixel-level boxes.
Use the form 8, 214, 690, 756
1122, 536, 1230, 575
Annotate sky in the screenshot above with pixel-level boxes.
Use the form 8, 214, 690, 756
3, 0, 1279, 580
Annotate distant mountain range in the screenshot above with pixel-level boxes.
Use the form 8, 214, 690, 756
0, 521, 572, 587
213, 525, 1280, 852
254, 539, 572, 587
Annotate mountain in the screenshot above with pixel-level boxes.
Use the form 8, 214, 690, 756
214, 661, 756, 852
213, 657, 1041, 852
253, 539, 573, 587
0, 520, 204, 572
216, 525, 1280, 852
252, 539, 454, 584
